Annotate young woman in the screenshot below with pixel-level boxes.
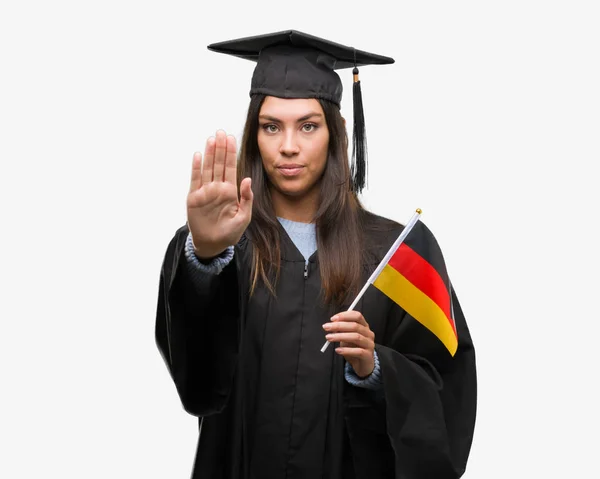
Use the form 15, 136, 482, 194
156, 30, 477, 479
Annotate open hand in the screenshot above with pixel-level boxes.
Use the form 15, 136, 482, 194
187, 130, 253, 258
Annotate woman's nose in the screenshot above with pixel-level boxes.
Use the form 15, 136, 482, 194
279, 131, 300, 156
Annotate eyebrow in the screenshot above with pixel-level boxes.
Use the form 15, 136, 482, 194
258, 112, 323, 123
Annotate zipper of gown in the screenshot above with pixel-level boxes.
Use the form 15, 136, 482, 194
286, 255, 309, 476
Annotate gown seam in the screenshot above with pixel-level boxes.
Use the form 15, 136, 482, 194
284, 261, 308, 479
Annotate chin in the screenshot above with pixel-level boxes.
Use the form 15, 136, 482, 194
279, 186, 308, 198
272, 181, 312, 198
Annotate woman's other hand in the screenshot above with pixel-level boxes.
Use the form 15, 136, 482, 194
323, 311, 376, 378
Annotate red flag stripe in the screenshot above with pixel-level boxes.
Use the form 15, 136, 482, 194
387, 243, 455, 333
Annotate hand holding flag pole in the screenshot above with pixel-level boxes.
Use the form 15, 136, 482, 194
320, 208, 423, 353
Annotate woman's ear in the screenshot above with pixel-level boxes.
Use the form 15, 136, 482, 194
342, 116, 347, 127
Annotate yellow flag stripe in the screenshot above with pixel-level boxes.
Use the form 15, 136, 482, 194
373, 264, 458, 356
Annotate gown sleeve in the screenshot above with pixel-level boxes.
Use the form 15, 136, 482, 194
379, 286, 476, 479
342, 215, 477, 478
343, 287, 476, 479
155, 225, 243, 417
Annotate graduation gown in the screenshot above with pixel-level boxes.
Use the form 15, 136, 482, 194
155, 212, 477, 479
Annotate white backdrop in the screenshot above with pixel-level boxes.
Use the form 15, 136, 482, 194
1, 1, 599, 478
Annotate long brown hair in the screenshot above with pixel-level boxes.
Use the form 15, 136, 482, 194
238, 94, 365, 307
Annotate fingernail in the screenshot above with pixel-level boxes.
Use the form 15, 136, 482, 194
322, 323, 332, 330
325, 334, 333, 340
330, 315, 339, 321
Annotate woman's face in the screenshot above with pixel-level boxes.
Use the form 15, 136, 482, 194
257, 96, 329, 200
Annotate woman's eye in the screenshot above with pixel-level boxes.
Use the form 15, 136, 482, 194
263, 124, 279, 133
302, 123, 317, 132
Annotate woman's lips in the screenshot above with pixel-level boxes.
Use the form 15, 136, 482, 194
277, 165, 304, 177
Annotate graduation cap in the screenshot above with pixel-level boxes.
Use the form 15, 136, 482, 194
207, 30, 395, 194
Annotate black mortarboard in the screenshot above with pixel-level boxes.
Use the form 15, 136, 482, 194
207, 30, 395, 194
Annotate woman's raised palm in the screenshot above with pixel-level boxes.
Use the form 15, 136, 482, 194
187, 130, 253, 259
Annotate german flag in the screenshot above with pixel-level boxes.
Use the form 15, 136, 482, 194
372, 221, 458, 356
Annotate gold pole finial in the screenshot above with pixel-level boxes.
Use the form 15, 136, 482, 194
416, 208, 422, 214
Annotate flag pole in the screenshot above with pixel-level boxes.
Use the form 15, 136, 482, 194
320, 208, 423, 353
